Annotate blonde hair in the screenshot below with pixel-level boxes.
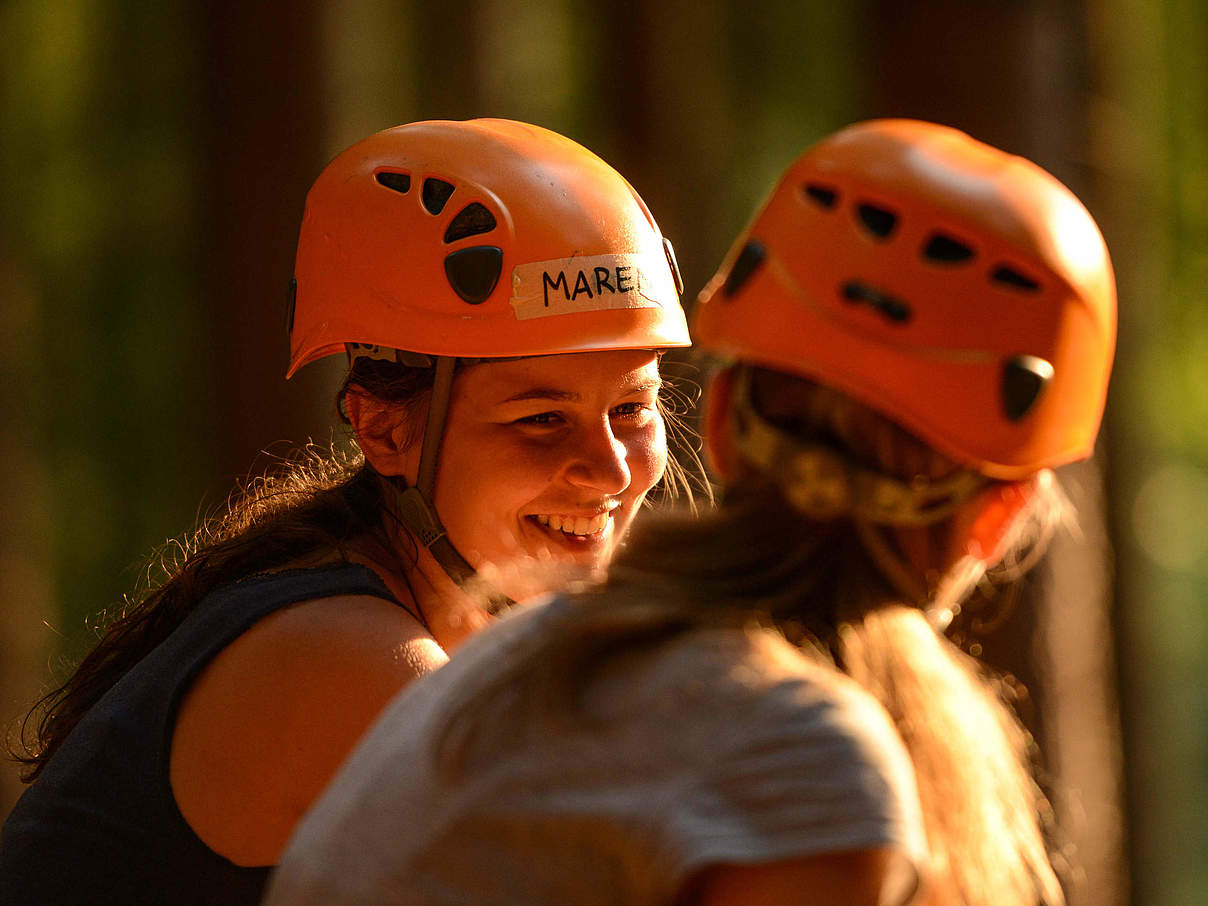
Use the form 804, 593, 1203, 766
439, 368, 1067, 906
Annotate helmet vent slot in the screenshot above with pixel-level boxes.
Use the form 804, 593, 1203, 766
444, 203, 497, 243
856, 203, 898, 239
922, 233, 974, 263
422, 178, 456, 215
991, 265, 1040, 292
663, 238, 684, 294
285, 277, 297, 334
375, 171, 411, 194
1002, 355, 1054, 420
444, 246, 503, 304
841, 281, 912, 324
804, 183, 838, 209
722, 240, 766, 298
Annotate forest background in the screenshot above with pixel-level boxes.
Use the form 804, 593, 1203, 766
2, 2, 1206, 904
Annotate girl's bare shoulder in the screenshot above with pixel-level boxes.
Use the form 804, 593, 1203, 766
169, 591, 447, 866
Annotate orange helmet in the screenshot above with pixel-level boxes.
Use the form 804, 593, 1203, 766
694, 119, 1116, 479
287, 119, 688, 376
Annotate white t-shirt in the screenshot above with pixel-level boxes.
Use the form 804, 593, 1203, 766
265, 597, 928, 905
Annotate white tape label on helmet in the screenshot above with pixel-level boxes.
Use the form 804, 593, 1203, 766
510, 253, 674, 321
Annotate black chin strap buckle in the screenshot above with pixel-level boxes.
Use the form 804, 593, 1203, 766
397, 485, 447, 549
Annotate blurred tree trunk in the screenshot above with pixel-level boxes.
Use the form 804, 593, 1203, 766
192, 0, 335, 491
410, 0, 487, 122
864, 2, 1127, 904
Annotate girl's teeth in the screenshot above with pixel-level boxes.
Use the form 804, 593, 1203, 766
535, 512, 610, 536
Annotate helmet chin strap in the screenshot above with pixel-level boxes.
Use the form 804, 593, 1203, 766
390, 355, 514, 615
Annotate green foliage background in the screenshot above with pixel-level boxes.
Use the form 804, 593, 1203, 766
1, 2, 1205, 903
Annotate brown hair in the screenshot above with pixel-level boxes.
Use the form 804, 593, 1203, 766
438, 368, 1065, 906
11, 354, 703, 780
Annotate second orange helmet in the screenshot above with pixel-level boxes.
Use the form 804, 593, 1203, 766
694, 119, 1116, 479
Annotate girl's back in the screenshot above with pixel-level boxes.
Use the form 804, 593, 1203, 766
268, 596, 925, 906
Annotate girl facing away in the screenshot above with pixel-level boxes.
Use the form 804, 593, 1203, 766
0, 119, 695, 904
264, 120, 1116, 906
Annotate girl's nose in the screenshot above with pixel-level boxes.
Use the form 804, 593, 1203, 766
564, 420, 631, 495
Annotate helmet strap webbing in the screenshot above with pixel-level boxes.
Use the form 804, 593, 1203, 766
730, 367, 987, 527
416, 355, 456, 499
391, 355, 514, 615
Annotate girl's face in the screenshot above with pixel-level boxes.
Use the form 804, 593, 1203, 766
429, 349, 667, 598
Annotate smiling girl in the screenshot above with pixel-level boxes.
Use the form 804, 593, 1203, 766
0, 119, 692, 905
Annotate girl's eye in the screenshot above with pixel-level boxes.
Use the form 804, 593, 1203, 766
514, 411, 562, 426
611, 401, 656, 421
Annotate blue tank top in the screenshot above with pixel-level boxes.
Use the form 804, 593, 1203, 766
0, 563, 403, 905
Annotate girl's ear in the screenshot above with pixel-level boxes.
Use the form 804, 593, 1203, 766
703, 365, 740, 481
344, 390, 419, 480
951, 471, 1049, 566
